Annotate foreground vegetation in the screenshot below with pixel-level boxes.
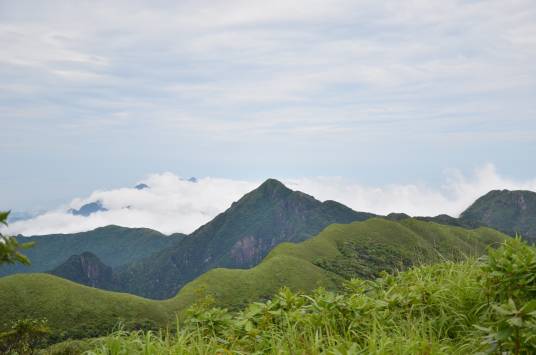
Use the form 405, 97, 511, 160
42, 237, 536, 355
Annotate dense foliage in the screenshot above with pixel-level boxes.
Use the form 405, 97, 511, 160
0, 211, 33, 267
71, 238, 535, 355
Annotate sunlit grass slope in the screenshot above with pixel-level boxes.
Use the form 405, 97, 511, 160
70, 238, 536, 355
0, 274, 168, 340
167, 218, 506, 311
0, 218, 507, 341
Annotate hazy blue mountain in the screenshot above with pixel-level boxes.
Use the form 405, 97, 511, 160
69, 201, 108, 216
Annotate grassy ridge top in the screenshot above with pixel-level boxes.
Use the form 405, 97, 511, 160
0, 274, 169, 340
169, 218, 506, 311
0, 218, 507, 341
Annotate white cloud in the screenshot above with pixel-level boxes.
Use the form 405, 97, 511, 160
5, 164, 536, 236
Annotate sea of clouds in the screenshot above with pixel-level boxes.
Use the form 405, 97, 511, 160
5, 164, 536, 236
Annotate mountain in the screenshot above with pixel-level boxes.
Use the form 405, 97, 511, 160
113, 179, 376, 299
459, 189, 536, 242
172, 218, 506, 310
69, 201, 108, 216
0, 218, 507, 341
0, 225, 184, 277
49, 252, 113, 289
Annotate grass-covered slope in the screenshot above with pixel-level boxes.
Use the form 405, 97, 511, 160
168, 218, 506, 311
0, 274, 169, 341
0, 218, 507, 342
0, 225, 184, 277
114, 179, 375, 299
78, 238, 536, 355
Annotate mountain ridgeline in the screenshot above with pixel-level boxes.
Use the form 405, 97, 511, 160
0, 226, 185, 277
3, 181, 536, 303
113, 179, 376, 299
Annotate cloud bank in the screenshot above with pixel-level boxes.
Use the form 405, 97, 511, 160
5, 164, 536, 236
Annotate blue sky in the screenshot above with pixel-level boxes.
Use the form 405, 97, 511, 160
1, 0, 536, 212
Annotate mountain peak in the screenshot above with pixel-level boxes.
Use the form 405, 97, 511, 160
460, 189, 536, 241
258, 178, 287, 190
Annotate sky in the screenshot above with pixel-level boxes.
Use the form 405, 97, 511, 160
1, 1, 536, 234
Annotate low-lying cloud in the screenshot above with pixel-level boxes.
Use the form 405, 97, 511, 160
5, 164, 536, 236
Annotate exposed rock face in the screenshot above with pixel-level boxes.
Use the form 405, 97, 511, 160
50, 252, 113, 288
230, 236, 262, 265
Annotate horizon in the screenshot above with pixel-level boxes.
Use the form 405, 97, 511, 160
1, 0, 536, 217
4, 164, 536, 236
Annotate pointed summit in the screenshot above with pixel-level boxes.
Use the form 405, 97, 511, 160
248, 178, 292, 200
114, 180, 376, 299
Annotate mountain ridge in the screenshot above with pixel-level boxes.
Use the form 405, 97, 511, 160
113, 178, 376, 299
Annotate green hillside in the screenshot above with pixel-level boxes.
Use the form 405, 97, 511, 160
114, 179, 375, 299
0, 225, 184, 277
0, 274, 169, 341
168, 218, 506, 311
81, 238, 536, 355
0, 218, 507, 342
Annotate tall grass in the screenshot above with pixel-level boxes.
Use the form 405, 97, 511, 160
78, 238, 536, 355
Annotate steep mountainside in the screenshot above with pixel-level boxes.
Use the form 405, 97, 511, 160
0, 218, 507, 341
0, 226, 184, 277
459, 189, 536, 242
114, 179, 376, 299
49, 252, 113, 289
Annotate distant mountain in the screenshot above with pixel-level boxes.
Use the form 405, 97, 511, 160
0, 218, 507, 341
459, 189, 536, 242
113, 179, 376, 299
49, 252, 113, 289
0, 225, 184, 277
69, 201, 108, 216
135, 183, 149, 190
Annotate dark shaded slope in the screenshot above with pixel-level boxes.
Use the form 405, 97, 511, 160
49, 252, 113, 288
459, 189, 536, 242
115, 179, 375, 299
0, 226, 184, 277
